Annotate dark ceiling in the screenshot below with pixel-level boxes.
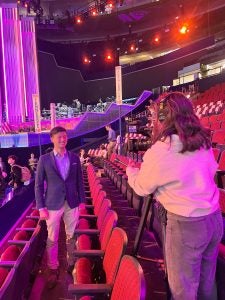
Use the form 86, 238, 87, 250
34, 0, 225, 43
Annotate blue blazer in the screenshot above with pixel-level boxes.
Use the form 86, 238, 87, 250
35, 151, 85, 210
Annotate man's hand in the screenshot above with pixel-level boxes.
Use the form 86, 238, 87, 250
39, 208, 49, 220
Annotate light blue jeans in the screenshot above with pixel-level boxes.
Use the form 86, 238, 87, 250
166, 209, 223, 300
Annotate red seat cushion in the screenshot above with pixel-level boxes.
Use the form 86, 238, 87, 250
77, 234, 91, 250
0, 245, 21, 261
78, 219, 90, 229
0, 268, 9, 288
13, 230, 29, 241
21, 219, 37, 228
74, 258, 92, 284
31, 209, 40, 216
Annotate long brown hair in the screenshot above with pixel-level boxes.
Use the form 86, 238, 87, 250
153, 92, 211, 153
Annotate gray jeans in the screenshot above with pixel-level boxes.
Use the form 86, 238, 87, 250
166, 209, 223, 300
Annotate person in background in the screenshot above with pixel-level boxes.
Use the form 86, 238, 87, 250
126, 92, 223, 300
98, 144, 107, 159
0, 167, 6, 200
79, 149, 90, 166
35, 126, 85, 289
28, 153, 38, 173
105, 124, 116, 158
7, 155, 23, 190
0, 157, 6, 173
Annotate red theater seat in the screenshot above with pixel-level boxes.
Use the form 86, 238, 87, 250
13, 231, 29, 241
0, 268, 9, 288
71, 255, 146, 300
30, 210, 40, 217
70, 227, 127, 296
21, 219, 37, 228
219, 189, 225, 215
74, 258, 92, 284
0, 245, 21, 261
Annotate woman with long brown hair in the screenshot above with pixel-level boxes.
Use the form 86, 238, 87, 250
126, 92, 223, 300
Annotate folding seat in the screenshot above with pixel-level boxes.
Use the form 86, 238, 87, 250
209, 115, 218, 123
217, 150, 225, 188
210, 121, 221, 130
70, 255, 146, 300
81, 189, 106, 216
75, 210, 118, 252
0, 268, 9, 288
78, 198, 111, 230
219, 189, 225, 216
200, 116, 209, 126
69, 228, 128, 296
212, 130, 225, 145
212, 148, 220, 162
0, 245, 21, 261
220, 121, 225, 129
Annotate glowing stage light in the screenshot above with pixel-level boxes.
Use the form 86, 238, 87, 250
105, 53, 113, 62
24, 2, 28, 8
153, 35, 160, 44
130, 44, 135, 51
76, 16, 82, 24
91, 10, 97, 16
83, 57, 91, 64
179, 24, 189, 34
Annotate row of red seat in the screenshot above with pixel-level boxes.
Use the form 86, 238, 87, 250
69, 164, 146, 299
0, 208, 44, 299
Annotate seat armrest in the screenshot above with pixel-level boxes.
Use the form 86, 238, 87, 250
26, 216, 39, 220
16, 228, 35, 232
73, 250, 104, 257
8, 240, 28, 246
85, 205, 94, 209
0, 261, 15, 267
68, 283, 112, 295
74, 229, 100, 235
79, 214, 97, 220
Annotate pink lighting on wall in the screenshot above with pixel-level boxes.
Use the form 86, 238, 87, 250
21, 17, 40, 121
0, 4, 40, 123
0, 4, 26, 123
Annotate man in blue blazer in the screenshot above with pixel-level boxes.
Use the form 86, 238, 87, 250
35, 126, 85, 288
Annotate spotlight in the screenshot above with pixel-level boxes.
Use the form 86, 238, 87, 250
153, 36, 160, 44
83, 57, 91, 64
179, 24, 189, 34
105, 53, 113, 62
91, 9, 97, 16
130, 44, 135, 52
76, 16, 82, 24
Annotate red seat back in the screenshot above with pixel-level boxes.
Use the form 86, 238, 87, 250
111, 255, 146, 300
212, 148, 220, 162
0, 268, 9, 288
218, 150, 225, 170
99, 210, 118, 251
103, 228, 127, 285
219, 189, 225, 215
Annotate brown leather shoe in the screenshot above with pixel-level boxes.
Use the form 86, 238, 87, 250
47, 269, 59, 289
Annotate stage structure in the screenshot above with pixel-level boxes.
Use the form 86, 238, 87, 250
0, 3, 40, 124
